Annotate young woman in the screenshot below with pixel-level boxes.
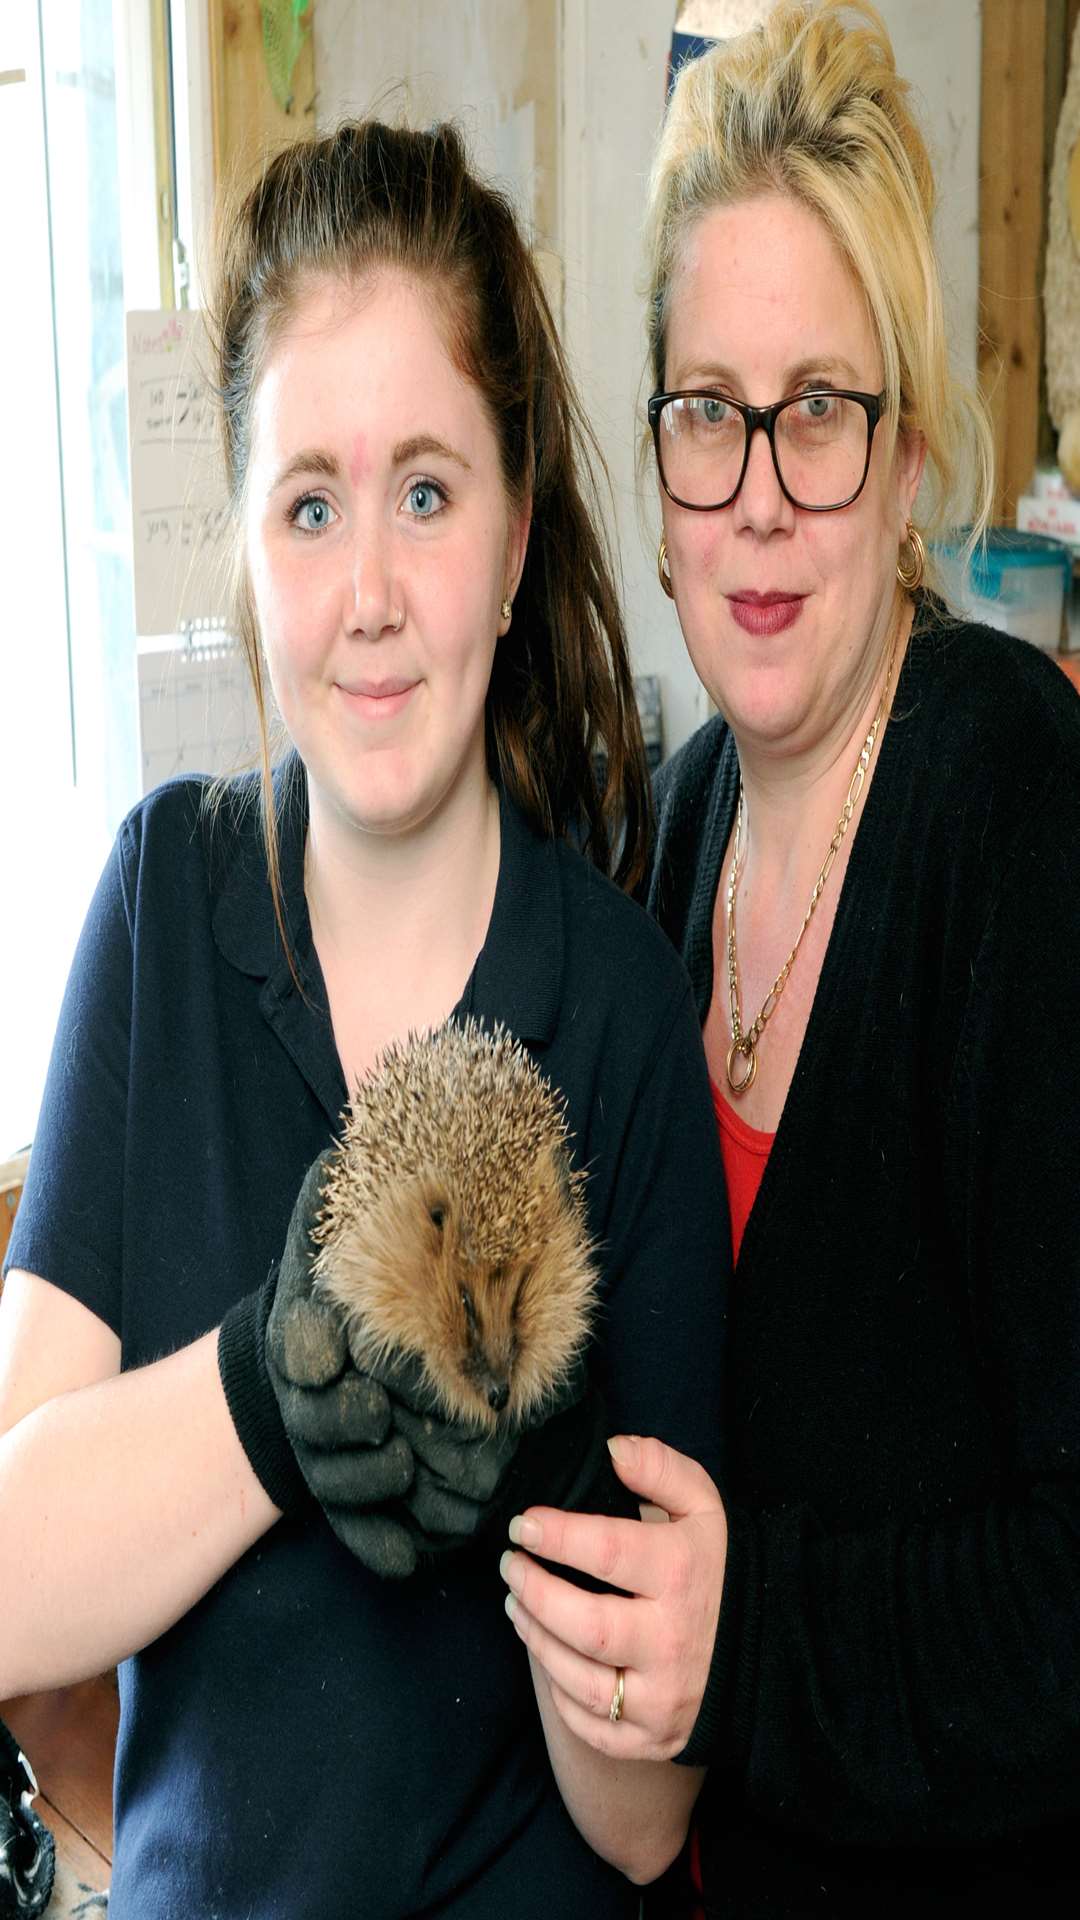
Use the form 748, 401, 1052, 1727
0, 121, 727, 1917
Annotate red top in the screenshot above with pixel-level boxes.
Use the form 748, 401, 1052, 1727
710, 1078, 775, 1262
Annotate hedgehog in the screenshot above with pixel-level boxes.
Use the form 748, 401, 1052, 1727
311, 1019, 598, 1432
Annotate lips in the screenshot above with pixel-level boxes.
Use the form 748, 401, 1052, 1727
335, 676, 419, 719
727, 591, 805, 637
337, 676, 417, 699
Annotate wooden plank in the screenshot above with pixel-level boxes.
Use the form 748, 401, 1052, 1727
209, 0, 316, 196
978, 0, 1049, 520
1, 1676, 118, 1864
1041, 1, 1076, 464
0, 1148, 29, 1280
36, 1801, 110, 1908
150, 0, 176, 307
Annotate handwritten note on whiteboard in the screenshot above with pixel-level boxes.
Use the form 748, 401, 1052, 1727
137, 638, 265, 795
126, 308, 232, 635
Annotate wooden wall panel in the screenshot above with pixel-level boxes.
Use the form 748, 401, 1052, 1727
209, 0, 316, 195
978, 0, 1049, 521
0, 1150, 29, 1285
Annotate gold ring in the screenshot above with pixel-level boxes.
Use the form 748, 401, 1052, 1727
608, 1666, 625, 1724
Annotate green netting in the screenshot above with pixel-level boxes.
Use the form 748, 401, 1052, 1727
261, 0, 310, 114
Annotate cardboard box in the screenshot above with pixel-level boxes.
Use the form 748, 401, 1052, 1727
1017, 494, 1080, 546
1030, 464, 1076, 502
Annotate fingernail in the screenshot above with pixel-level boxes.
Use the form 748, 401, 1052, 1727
607, 1435, 639, 1466
504, 1592, 518, 1623
508, 1513, 542, 1549
499, 1549, 524, 1594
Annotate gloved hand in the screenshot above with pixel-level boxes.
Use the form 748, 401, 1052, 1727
479, 1360, 643, 1583
219, 1150, 519, 1578
359, 1349, 518, 1554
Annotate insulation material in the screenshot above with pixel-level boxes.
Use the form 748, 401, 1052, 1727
1045, 14, 1080, 489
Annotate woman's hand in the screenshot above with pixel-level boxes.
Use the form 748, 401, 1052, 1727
500, 1434, 727, 1761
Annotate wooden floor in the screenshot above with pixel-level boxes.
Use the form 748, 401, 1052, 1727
1, 1675, 116, 1910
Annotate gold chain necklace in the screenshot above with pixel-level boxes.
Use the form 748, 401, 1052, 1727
724, 625, 900, 1098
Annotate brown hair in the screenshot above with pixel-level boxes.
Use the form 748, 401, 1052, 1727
207, 118, 651, 946
644, 0, 993, 585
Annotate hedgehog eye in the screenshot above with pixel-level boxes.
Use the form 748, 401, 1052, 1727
429, 1205, 446, 1230
460, 1288, 478, 1329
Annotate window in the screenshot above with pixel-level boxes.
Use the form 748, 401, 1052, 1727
0, 0, 156, 1155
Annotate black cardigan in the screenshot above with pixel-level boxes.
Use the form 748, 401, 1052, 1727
648, 605, 1080, 1915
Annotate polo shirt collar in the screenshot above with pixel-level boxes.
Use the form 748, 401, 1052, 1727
211, 761, 564, 1049
210, 757, 309, 983
466, 781, 563, 1047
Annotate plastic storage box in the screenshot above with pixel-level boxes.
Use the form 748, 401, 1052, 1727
935, 527, 1071, 652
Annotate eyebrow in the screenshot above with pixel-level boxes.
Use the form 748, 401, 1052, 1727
392, 433, 472, 473
269, 436, 473, 494
270, 448, 340, 493
673, 356, 867, 392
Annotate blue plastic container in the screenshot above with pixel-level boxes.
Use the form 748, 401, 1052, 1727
935, 527, 1070, 651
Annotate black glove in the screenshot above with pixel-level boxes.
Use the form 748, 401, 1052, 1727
220, 1152, 518, 1578
388, 1353, 639, 1575
363, 1349, 518, 1554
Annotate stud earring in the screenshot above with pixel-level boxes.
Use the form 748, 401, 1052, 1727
500, 597, 512, 622
896, 524, 925, 593
657, 537, 675, 600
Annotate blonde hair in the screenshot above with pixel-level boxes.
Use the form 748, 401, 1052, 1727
644, 0, 993, 578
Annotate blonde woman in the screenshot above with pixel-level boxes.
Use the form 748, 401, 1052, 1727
500, 6, 1080, 1913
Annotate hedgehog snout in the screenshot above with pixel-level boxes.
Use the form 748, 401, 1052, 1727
484, 1374, 510, 1414
458, 1282, 516, 1416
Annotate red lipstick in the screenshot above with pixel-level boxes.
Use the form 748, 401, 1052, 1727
728, 591, 804, 637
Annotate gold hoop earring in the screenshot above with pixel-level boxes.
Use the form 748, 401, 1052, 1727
657, 536, 675, 599
896, 524, 925, 593
500, 597, 512, 623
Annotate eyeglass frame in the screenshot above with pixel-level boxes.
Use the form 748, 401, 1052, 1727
647, 386, 887, 514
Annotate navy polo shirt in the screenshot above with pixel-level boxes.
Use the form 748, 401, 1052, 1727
9, 765, 728, 1919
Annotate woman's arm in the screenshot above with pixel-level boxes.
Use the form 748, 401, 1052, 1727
529, 1654, 703, 1886
505, 970, 729, 1879
503, 1438, 726, 1881
505, 1438, 727, 1762
0, 1270, 278, 1697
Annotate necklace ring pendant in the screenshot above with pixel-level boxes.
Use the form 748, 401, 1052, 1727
725, 1038, 758, 1097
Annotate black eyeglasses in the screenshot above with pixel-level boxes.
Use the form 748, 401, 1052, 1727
647, 387, 886, 513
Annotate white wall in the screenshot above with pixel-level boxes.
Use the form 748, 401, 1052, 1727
315, 0, 983, 759
880, 0, 981, 388
313, 0, 557, 236
559, 2, 706, 758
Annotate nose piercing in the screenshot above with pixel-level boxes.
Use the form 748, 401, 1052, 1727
391, 607, 404, 633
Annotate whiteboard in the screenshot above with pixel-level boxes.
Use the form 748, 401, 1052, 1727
138, 637, 265, 796
126, 308, 232, 635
